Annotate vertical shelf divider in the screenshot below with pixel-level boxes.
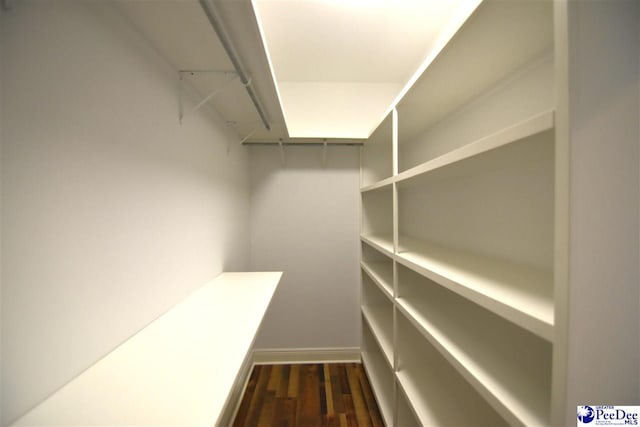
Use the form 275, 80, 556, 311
391, 107, 400, 426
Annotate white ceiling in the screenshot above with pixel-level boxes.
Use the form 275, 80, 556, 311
252, 0, 480, 139
254, 0, 470, 83
113, 0, 481, 142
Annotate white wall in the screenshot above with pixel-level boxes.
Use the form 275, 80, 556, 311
0, 1, 250, 425
563, 0, 639, 424
0, 5, 4, 427
249, 146, 360, 350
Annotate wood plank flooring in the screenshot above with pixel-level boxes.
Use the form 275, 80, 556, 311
232, 363, 385, 427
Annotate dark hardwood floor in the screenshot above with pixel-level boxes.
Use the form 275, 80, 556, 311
232, 363, 385, 427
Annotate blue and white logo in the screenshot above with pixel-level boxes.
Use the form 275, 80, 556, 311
578, 406, 640, 426
578, 406, 596, 424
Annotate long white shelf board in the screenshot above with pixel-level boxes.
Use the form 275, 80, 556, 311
396, 237, 553, 341
361, 260, 394, 299
361, 351, 394, 427
361, 234, 394, 257
396, 1, 553, 141
396, 299, 550, 427
12, 272, 282, 427
361, 305, 394, 367
358, 110, 554, 193
395, 368, 507, 427
396, 109, 554, 183
360, 176, 393, 193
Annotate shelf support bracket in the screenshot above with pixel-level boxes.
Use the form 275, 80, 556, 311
178, 70, 237, 125
227, 125, 258, 155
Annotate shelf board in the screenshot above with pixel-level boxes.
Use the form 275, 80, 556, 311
361, 234, 394, 257
396, 297, 550, 426
361, 260, 394, 299
360, 177, 394, 193
397, 0, 553, 142
361, 351, 394, 427
396, 384, 421, 427
12, 272, 282, 427
361, 305, 394, 367
396, 109, 554, 184
396, 236, 553, 341
396, 367, 507, 427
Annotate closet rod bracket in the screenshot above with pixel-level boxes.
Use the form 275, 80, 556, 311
178, 70, 237, 125
227, 123, 258, 155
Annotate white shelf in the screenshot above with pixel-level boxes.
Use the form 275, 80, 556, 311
397, 1, 553, 143
396, 264, 551, 426
396, 385, 421, 427
361, 187, 393, 239
361, 234, 394, 257
395, 370, 507, 427
396, 109, 554, 184
361, 112, 393, 187
361, 305, 393, 367
396, 236, 553, 341
396, 315, 508, 427
361, 259, 393, 299
12, 272, 282, 427
361, 332, 394, 427
360, 177, 393, 193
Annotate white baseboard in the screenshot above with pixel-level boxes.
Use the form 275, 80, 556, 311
252, 347, 361, 365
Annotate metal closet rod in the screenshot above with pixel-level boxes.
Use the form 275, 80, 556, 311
198, 0, 272, 131
245, 141, 364, 146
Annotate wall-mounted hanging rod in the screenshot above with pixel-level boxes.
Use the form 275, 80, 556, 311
243, 141, 364, 146
198, 0, 272, 131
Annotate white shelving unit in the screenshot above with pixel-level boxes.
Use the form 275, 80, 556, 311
358, 1, 568, 425
361, 185, 394, 256
361, 242, 394, 298
396, 313, 507, 427
361, 273, 394, 366
361, 113, 393, 188
396, 386, 420, 427
360, 233, 394, 258
362, 319, 395, 427
395, 236, 554, 341
396, 264, 551, 426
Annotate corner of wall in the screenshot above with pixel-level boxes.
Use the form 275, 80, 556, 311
637, 0, 640, 397
0, 4, 5, 425
563, 1, 640, 424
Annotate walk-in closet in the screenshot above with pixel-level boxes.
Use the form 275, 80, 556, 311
1, 1, 638, 426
